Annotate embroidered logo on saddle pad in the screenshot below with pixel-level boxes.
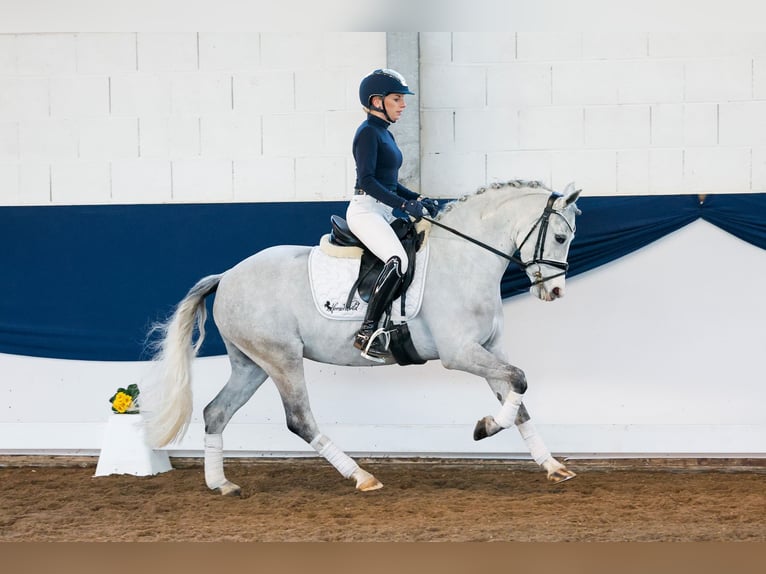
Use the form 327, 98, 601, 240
308, 238, 429, 321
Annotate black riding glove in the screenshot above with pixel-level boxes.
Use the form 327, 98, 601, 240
420, 197, 439, 217
401, 199, 426, 221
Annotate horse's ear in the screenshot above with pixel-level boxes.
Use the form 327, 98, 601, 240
554, 183, 581, 211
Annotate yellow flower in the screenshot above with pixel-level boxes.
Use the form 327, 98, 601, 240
112, 392, 133, 413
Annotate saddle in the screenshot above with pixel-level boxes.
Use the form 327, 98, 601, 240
328, 215, 427, 365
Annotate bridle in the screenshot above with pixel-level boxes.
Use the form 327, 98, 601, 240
423, 192, 575, 287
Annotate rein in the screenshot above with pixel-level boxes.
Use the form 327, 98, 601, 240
423, 193, 571, 287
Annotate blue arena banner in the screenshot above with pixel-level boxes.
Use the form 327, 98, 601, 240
2, 194, 766, 361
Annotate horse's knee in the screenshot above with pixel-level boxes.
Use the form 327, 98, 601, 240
507, 366, 527, 394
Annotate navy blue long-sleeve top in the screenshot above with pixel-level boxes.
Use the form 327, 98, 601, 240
353, 114, 419, 209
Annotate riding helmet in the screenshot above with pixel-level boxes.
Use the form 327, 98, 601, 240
358, 68, 415, 110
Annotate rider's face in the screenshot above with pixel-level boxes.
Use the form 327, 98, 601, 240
371, 93, 407, 122
383, 93, 406, 121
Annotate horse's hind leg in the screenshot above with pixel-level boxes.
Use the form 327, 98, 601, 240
267, 353, 382, 492
202, 342, 269, 496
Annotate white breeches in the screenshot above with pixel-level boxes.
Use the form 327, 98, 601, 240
346, 194, 409, 273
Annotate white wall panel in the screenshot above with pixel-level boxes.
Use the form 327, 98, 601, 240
169, 73, 232, 116
551, 149, 616, 194
487, 151, 552, 185
0, 122, 17, 160
552, 62, 619, 105
111, 159, 171, 203
50, 160, 110, 203
0, 35, 17, 74
682, 148, 750, 193
232, 71, 295, 114
79, 118, 139, 159
581, 32, 647, 60
75, 33, 136, 74
420, 65, 486, 109
139, 116, 200, 159
617, 60, 684, 104
200, 115, 261, 159
486, 63, 551, 108
684, 58, 753, 103
0, 163, 18, 202
19, 119, 78, 160
16, 34, 76, 76
136, 33, 197, 72
50, 76, 110, 118
752, 148, 766, 191
720, 102, 766, 146
170, 158, 232, 202
518, 106, 583, 150
296, 156, 348, 201
419, 33, 451, 64
647, 149, 684, 195
616, 150, 649, 195
198, 33, 260, 72
232, 157, 295, 201
516, 32, 581, 61
452, 32, 517, 63
0, 78, 49, 120
584, 105, 650, 149
110, 74, 172, 117
454, 108, 518, 153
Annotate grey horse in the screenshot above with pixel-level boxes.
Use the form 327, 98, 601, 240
142, 180, 581, 495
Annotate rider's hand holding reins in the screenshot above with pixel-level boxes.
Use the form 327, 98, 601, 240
401, 199, 427, 221
419, 197, 439, 217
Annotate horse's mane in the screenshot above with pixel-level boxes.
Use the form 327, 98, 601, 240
435, 179, 553, 220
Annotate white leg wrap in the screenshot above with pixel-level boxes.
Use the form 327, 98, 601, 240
517, 420, 552, 465
311, 434, 359, 479
204, 433, 227, 489
493, 391, 524, 428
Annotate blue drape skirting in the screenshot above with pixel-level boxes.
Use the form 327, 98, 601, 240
2, 193, 765, 360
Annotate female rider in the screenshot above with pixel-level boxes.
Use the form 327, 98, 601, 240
346, 69, 438, 360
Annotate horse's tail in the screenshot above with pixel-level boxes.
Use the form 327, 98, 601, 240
142, 274, 222, 448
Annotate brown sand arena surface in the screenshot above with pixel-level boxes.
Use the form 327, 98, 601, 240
0, 457, 763, 542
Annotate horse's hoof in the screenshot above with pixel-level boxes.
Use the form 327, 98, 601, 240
547, 468, 577, 484
473, 415, 502, 441
352, 468, 383, 492
215, 480, 242, 497
473, 417, 490, 440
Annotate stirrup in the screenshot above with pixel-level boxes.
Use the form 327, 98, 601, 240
359, 327, 391, 363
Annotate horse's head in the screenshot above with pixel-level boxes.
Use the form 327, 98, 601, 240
516, 182, 581, 302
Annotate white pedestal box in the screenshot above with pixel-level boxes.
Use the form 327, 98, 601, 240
94, 414, 172, 477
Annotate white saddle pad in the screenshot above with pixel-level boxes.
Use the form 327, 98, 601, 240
308, 236, 429, 321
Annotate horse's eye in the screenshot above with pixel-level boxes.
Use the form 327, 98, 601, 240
555, 234, 567, 244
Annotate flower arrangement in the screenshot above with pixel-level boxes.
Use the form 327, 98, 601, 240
109, 383, 140, 414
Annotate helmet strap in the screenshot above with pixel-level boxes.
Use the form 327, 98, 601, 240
368, 96, 395, 124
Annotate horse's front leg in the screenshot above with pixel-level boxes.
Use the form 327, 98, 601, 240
442, 342, 575, 483
513, 404, 576, 483
441, 341, 528, 439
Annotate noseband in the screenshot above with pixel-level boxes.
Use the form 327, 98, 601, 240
423, 192, 574, 287
512, 193, 575, 285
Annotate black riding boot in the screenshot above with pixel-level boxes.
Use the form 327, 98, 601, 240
353, 256, 403, 360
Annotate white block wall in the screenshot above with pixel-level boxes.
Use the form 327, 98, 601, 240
0, 32, 386, 205
420, 31, 766, 197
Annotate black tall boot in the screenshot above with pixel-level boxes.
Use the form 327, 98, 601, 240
353, 256, 403, 360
